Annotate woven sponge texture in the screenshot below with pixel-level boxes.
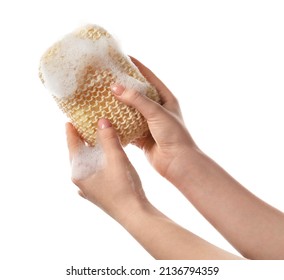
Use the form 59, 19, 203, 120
39, 25, 160, 146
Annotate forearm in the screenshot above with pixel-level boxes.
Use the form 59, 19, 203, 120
116, 200, 241, 260
175, 148, 284, 259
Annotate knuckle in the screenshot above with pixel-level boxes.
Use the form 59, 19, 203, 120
71, 176, 81, 187
128, 89, 143, 105
101, 128, 117, 141
170, 95, 179, 107
144, 103, 160, 119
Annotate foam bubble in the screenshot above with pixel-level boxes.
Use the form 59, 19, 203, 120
40, 34, 113, 98
71, 142, 104, 180
40, 25, 148, 99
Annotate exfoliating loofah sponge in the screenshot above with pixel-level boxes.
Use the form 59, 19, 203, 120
39, 24, 160, 146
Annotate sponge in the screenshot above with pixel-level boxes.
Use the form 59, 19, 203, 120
39, 24, 160, 146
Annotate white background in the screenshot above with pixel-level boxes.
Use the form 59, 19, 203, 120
0, 0, 283, 278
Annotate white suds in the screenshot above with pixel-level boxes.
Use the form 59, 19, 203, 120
71, 142, 104, 180
40, 25, 148, 98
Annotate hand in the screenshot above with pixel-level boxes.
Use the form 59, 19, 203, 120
65, 98, 242, 260
111, 57, 198, 186
110, 61, 284, 260
66, 119, 147, 221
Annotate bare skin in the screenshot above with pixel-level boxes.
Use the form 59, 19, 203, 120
66, 120, 240, 260
66, 57, 284, 260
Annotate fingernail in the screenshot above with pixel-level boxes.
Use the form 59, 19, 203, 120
111, 84, 125, 96
98, 118, 112, 130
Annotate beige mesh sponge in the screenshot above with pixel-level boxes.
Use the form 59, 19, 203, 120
39, 25, 160, 146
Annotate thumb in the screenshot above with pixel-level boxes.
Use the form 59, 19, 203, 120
111, 84, 167, 122
97, 119, 125, 158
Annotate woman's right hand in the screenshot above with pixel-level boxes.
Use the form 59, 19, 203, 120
111, 57, 198, 186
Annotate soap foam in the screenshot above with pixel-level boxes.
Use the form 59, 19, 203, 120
39, 24, 160, 147
71, 142, 104, 180
40, 25, 148, 99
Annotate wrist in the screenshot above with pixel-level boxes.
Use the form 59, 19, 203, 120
115, 199, 167, 240
112, 195, 152, 225
165, 145, 203, 189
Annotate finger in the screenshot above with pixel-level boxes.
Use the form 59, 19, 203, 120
129, 56, 178, 106
97, 119, 126, 158
78, 190, 86, 199
111, 84, 168, 122
65, 122, 83, 162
